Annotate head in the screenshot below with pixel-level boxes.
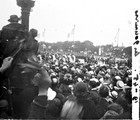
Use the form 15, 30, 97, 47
89, 78, 100, 89
30, 28, 38, 38
51, 76, 59, 89
33, 69, 52, 90
8, 15, 20, 23
99, 84, 109, 98
73, 82, 88, 98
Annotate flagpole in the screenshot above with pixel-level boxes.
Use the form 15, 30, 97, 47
114, 28, 120, 47
117, 28, 120, 47
67, 33, 70, 41
73, 25, 75, 42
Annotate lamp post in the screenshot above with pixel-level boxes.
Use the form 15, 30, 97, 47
16, 0, 35, 31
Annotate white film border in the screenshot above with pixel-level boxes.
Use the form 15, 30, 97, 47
132, 10, 139, 120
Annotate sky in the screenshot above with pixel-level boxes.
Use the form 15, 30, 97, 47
0, 0, 140, 47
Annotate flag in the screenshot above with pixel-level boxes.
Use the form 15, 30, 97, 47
71, 25, 75, 34
67, 33, 70, 38
42, 28, 46, 37
114, 28, 119, 46
67, 25, 76, 41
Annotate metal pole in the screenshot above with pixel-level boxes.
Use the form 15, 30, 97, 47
16, 0, 35, 31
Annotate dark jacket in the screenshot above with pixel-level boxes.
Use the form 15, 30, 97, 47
96, 97, 109, 119
78, 98, 98, 119
0, 22, 27, 58
28, 94, 63, 119
28, 96, 48, 119
1, 22, 26, 41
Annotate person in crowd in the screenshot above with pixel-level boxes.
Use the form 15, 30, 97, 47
0, 15, 27, 61
26, 28, 39, 55
27, 67, 52, 119
88, 78, 101, 105
96, 84, 110, 119
19, 62, 64, 119
100, 103, 123, 120
61, 81, 98, 119
0, 15, 41, 119
115, 92, 132, 119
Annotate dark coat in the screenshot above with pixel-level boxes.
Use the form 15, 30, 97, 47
28, 96, 48, 119
28, 94, 63, 119
78, 98, 98, 119
1, 22, 26, 41
96, 97, 109, 119
0, 22, 27, 58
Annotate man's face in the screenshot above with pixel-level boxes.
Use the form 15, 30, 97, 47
32, 72, 41, 86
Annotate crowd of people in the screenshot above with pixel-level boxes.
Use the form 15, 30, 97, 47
1, 53, 132, 119
0, 15, 132, 119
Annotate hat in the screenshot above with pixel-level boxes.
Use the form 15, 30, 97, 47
110, 90, 118, 99
50, 72, 56, 77
99, 71, 105, 76
116, 81, 124, 88
89, 78, 99, 88
8, 15, 20, 22
52, 78, 58, 83
115, 76, 121, 80
77, 77, 83, 82
76, 68, 82, 74
63, 66, 67, 70
74, 82, 88, 94
88, 71, 94, 75
90, 78, 99, 83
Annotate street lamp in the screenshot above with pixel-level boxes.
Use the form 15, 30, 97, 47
16, 0, 36, 31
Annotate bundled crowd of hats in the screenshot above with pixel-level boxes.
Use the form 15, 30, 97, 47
35, 52, 132, 101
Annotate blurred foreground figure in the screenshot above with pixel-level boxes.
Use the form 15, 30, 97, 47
0, 57, 13, 119
19, 63, 64, 119
61, 82, 98, 119
0, 15, 39, 118
0, 15, 27, 61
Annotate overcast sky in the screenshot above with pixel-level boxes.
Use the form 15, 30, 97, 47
0, 0, 139, 47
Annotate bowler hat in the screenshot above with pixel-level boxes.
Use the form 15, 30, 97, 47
8, 15, 20, 22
